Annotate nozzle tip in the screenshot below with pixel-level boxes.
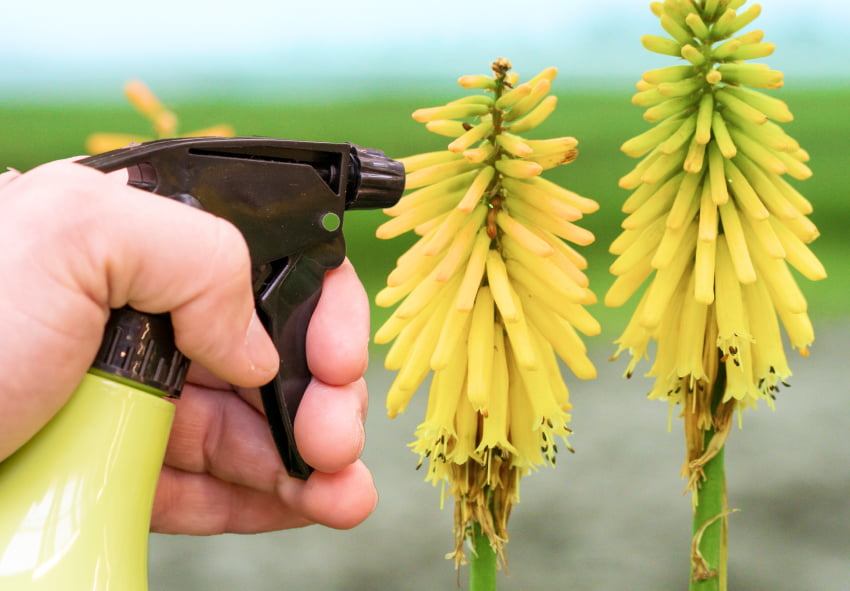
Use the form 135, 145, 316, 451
347, 145, 405, 210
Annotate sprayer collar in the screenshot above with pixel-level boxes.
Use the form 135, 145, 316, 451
92, 307, 189, 398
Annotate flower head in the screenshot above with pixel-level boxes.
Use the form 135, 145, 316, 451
375, 58, 599, 566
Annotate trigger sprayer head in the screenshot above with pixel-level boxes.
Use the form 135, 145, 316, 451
346, 144, 406, 210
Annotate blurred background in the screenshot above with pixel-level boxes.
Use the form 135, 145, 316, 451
2, 0, 848, 589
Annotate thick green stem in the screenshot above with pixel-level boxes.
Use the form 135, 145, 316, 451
469, 521, 497, 591
690, 433, 726, 591
690, 370, 728, 591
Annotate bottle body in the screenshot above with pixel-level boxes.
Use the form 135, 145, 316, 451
0, 372, 174, 590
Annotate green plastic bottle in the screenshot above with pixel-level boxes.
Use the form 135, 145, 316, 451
0, 310, 183, 590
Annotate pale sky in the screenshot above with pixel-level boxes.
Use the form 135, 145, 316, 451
2, 0, 847, 99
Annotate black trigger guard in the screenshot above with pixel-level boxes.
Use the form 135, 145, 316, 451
256, 238, 345, 480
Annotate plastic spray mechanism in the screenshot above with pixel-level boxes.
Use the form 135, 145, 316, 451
0, 137, 405, 590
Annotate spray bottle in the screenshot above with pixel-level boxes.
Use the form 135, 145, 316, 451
0, 137, 405, 590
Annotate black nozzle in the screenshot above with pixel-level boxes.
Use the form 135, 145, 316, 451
346, 145, 405, 210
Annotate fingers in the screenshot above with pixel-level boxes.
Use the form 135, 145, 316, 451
152, 461, 378, 534
294, 377, 368, 474
307, 259, 370, 386
166, 376, 369, 491
280, 260, 377, 529
153, 461, 377, 534
158, 378, 375, 533
276, 461, 378, 530
163, 364, 372, 534
156, 383, 292, 534
163, 384, 282, 494
279, 378, 376, 530
151, 467, 311, 534
156, 372, 380, 534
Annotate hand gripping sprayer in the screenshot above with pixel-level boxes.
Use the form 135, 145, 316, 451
0, 137, 405, 590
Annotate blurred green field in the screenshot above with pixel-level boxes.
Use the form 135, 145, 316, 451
1, 85, 846, 343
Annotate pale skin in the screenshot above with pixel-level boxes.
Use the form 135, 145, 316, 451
0, 160, 377, 534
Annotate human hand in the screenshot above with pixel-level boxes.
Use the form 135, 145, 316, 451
0, 160, 376, 533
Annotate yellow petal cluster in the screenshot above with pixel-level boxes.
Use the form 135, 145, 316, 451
608, 0, 825, 489
375, 58, 600, 566
85, 80, 234, 154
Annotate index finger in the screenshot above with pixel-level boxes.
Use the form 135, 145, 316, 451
306, 259, 370, 386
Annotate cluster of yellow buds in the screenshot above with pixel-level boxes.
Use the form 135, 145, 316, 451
86, 80, 234, 154
607, 0, 825, 489
374, 58, 600, 565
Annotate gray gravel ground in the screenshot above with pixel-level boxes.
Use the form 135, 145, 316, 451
149, 320, 849, 591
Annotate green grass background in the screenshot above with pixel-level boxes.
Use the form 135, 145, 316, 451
1, 84, 846, 343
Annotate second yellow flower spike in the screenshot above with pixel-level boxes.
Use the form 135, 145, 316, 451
608, 0, 825, 493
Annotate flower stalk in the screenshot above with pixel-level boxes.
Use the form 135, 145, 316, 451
690, 432, 726, 590
470, 520, 498, 591
689, 365, 729, 590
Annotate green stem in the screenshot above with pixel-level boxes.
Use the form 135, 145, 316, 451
690, 371, 728, 591
690, 433, 726, 591
469, 521, 497, 591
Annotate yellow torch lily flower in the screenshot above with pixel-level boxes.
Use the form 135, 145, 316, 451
608, 0, 825, 500
375, 58, 600, 567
